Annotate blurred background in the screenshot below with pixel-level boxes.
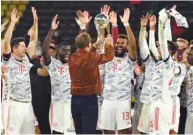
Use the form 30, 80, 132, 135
1, 1, 193, 53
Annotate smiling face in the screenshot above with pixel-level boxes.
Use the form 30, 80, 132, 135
13, 41, 27, 58
115, 38, 128, 57
57, 45, 71, 63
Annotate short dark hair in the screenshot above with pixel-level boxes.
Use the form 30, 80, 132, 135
55, 42, 71, 60
168, 40, 178, 56
190, 39, 193, 45
10, 37, 25, 52
75, 33, 91, 49
56, 42, 70, 54
56, 42, 69, 51
118, 34, 129, 44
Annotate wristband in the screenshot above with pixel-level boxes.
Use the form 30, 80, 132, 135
80, 25, 86, 30
123, 22, 129, 27
112, 24, 118, 28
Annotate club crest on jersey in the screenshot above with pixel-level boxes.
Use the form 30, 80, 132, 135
117, 59, 121, 64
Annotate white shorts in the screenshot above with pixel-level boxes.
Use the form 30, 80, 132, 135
49, 101, 75, 134
170, 97, 180, 132
185, 115, 193, 134
96, 99, 102, 130
98, 99, 131, 131
1, 100, 35, 134
138, 100, 172, 134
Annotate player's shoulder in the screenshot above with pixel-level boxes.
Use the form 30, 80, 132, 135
51, 57, 62, 65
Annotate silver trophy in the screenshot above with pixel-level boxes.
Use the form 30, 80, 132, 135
94, 14, 110, 54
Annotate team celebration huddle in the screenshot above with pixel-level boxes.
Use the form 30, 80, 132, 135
1, 2, 193, 135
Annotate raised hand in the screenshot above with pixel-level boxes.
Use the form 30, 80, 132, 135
101, 5, 110, 17
105, 34, 113, 46
32, 7, 38, 23
169, 5, 177, 18
11, 8, 20, 23
149, 15, 157, 30
119, 8, 130, 24
140, 13, 151, 27
51, 14, 60, 30
27, 7, 38, 36
109, 11, 117, 25
171, 5, 177, 10
40, 56, 45, 65
75, 10, 92, 27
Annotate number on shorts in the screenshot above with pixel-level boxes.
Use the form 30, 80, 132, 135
122, 112, 130, 120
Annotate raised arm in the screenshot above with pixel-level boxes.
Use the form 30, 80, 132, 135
149, 15, 160, 60
164, 5, 177, 42
75, 10, 92, 34
158, 11, 170, 61
120, 8, 136, 60
42, 15, 59, 64
164, 19, 172, 41
3, 9, 19, 54
138, 13, 151, 61
109, 11, 119, 44
27, 7, 38, 59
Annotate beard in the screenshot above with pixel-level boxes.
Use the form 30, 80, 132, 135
114, 46, 127, 57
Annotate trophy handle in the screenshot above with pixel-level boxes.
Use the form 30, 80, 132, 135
99, 39, 105, 54
106, 23, 110, 35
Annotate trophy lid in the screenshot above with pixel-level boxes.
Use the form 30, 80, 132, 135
94, 14, 109, 29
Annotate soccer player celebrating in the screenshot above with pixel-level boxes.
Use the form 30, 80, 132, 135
185, 44, 193, 134
42, 15, 74, 134
137, 7, 185, 134
98, 8, 137, 134
1, 8, 49, 134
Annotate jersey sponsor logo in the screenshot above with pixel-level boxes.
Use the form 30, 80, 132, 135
57, 66, 65, 75
18, 65, 26, 73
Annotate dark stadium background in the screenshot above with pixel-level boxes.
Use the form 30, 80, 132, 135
1, 1, 193, 53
